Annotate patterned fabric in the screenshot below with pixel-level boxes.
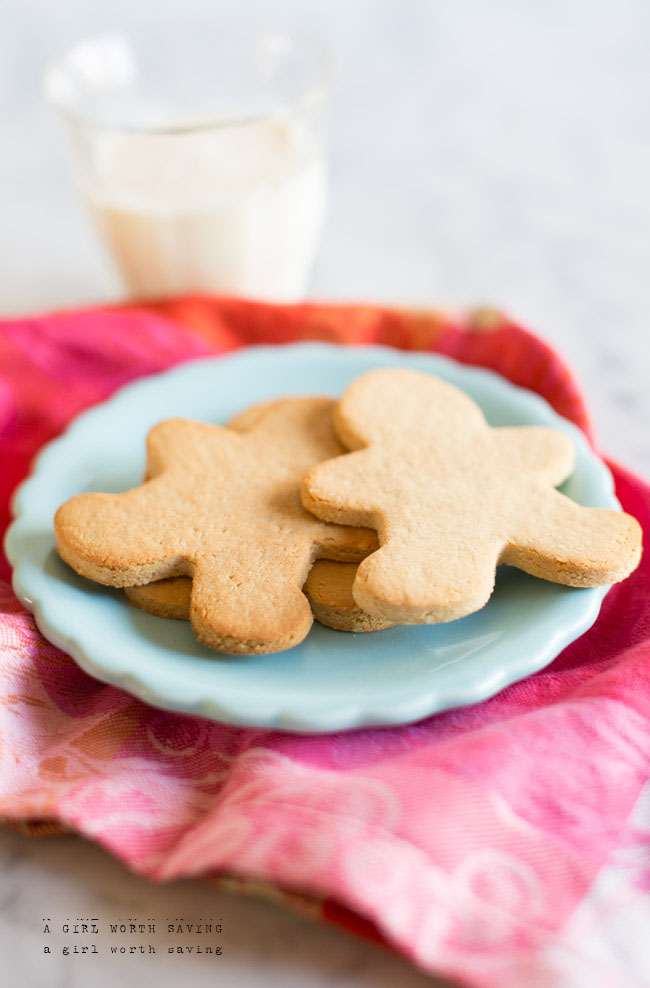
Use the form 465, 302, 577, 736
1, 298, 649, 988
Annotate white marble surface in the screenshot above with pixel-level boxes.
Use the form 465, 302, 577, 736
2, 1, 650, 985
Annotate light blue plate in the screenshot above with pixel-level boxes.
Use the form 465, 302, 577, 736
5, 343, 617, 733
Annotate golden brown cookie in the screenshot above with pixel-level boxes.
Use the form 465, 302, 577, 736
126, 577, 192, 621
55, 398, 377, 654
126, 560, 394, 633
302, 368, 643, 625
303, 560, 394, 632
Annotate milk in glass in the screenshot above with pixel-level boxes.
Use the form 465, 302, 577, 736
82, 117, 326, 300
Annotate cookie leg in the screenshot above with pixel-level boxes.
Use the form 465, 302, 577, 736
189, 557, 314, 654
505, 491, 642, 586
352, 536, 502, 624
304, 560, 394, 632
125, 577, 192, 620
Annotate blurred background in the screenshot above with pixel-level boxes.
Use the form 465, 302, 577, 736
2, 1, 649, 985
3, 0, 650, 470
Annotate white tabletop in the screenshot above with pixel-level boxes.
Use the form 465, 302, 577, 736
2, 1, 649, 986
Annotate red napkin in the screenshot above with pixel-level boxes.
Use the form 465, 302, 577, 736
1, 298, 649, 988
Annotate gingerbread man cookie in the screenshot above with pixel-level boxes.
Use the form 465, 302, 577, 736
55, 398, 377, 653
302, 368, 642, 625
126, 561, 393, 633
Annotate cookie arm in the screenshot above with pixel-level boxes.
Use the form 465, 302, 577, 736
54, 481, 189, 587
496, 427, 575, 487
503, 490, 643, 586
302, 452, 379, 529
313, 520, 378, 562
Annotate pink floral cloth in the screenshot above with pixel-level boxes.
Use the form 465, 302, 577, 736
1, 299, 649, 988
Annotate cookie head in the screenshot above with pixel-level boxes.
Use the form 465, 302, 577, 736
333, 367, 486, 450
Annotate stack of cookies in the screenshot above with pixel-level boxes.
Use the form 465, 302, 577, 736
54, 368, 642, 655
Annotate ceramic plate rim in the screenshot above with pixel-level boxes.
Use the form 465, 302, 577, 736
5, 342, 617, 732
